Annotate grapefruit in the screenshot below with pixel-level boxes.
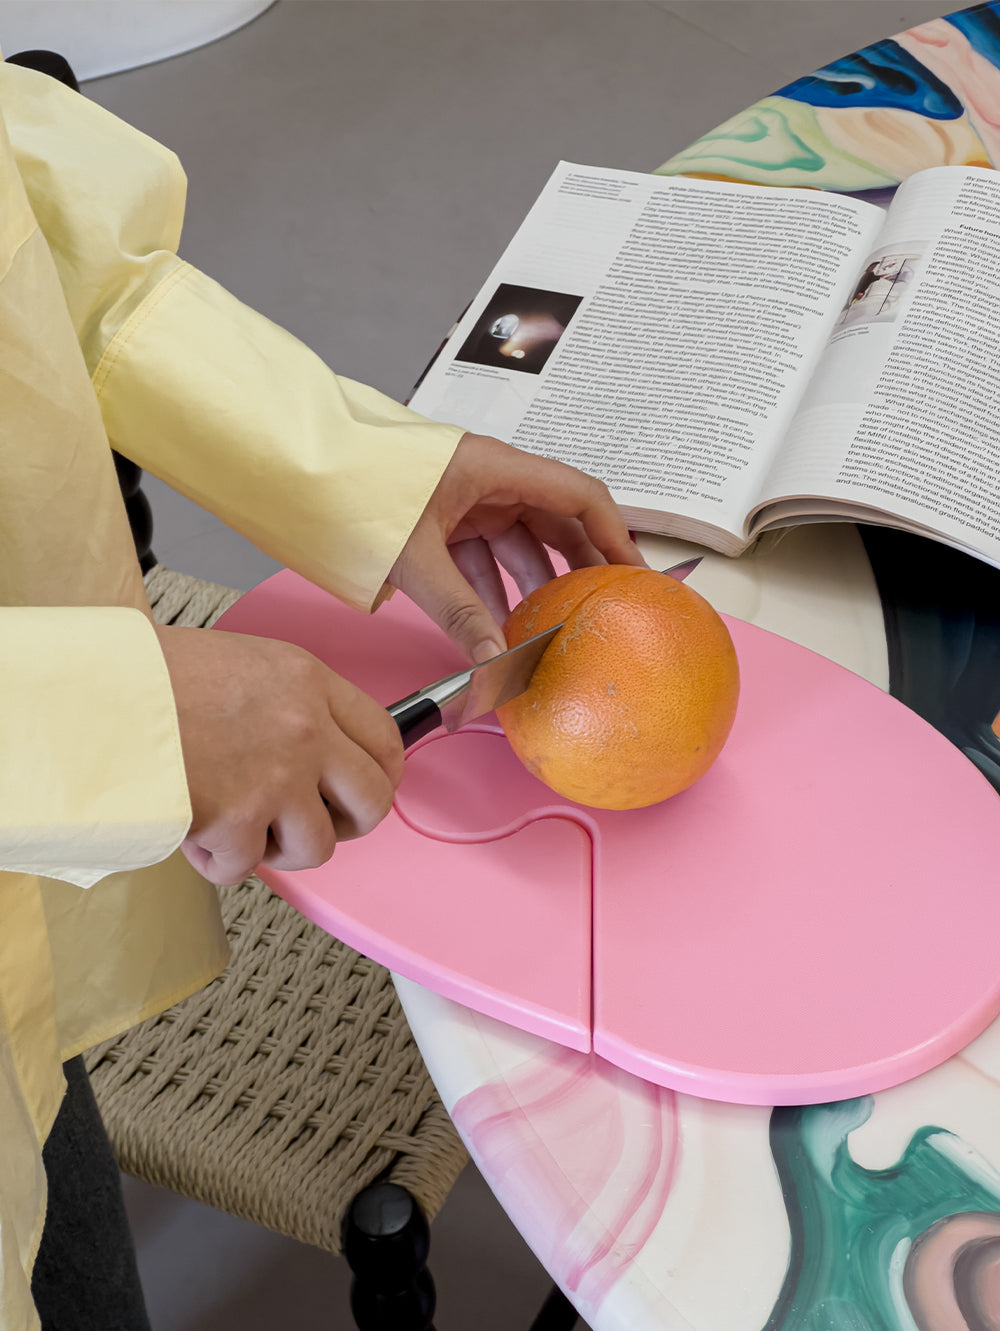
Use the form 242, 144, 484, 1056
496, 565, 739, 810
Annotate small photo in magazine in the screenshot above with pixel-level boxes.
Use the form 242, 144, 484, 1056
456, 283, 583, 374
835, 252, 922, 330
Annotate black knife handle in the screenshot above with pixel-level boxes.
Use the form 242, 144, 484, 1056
389, 696, 443, 749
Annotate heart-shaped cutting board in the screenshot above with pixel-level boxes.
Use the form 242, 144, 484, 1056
215, 570, 1000, 1105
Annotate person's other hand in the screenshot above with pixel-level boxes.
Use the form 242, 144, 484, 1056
389, 433, 647, 662
154, 625, 404, 886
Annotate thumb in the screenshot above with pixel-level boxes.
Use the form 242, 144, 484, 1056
392, 540, 508, 664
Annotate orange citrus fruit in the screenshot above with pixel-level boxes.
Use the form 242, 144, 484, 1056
496, 565, 739, 810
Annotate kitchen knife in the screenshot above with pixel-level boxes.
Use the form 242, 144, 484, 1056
388, 557, 702, 748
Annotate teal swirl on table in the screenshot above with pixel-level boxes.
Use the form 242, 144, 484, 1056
766, 1098, 1000, 1329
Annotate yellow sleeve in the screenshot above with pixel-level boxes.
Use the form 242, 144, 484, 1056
1, 59, 464, 613
94, 266, 465, 610
0, 609, 192, 887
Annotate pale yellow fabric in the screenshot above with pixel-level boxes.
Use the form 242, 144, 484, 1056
0, 58, 463, 1330
0, 608, 190, 885
94, 267, 463, 612
8, 59, 461, 614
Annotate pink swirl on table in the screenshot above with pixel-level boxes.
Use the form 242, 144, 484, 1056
896, 19, 1000, 166
816, 105, 990, 178
451, 1045, 679, 1313
904, 1211, 1000, 1330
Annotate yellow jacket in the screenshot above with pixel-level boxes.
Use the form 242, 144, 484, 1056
0, 60, 462, 1328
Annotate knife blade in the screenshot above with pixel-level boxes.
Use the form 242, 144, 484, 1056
388, 556, 703, 748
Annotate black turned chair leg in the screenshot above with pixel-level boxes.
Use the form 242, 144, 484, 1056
344, 1183, 436, 1331
345, 1180, 582, 1330
530, 1284, 580, 1330
112, 451, 157, 573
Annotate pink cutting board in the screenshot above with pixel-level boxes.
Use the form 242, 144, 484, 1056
215, 570, 1000, 1105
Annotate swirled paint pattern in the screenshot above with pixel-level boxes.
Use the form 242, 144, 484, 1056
776, 40, 963, 118
766, 1099, 1000, 1329
451, 1046, 681, 1320
657, 1, 1000, 188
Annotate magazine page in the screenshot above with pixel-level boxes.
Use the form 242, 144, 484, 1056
752, 167, 1000, 566
408, 162, 882, 545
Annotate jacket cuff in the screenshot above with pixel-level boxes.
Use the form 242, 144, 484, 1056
0, 607, 191, 886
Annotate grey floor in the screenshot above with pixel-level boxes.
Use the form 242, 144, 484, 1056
63, 2, 954, 1327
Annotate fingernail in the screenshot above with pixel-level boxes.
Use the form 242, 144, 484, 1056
473, 638, 506, 664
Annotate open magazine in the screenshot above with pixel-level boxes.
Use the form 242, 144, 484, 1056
409, 161, 1000, 566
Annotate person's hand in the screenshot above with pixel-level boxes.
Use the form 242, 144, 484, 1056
389, 433, 647, 662
154, 624, 404, 886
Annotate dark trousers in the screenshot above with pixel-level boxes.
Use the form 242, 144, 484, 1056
31, 1056, 152, 1331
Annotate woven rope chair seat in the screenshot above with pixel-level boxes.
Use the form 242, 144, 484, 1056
85, 566, 468, 1255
